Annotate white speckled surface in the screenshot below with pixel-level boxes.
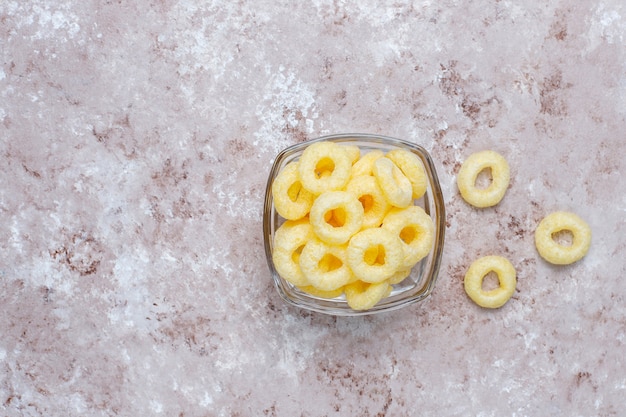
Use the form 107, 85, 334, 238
1, 1, 625, 416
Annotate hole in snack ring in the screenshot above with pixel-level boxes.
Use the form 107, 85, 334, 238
481, 270, 500, 291
291, 244, 305, 264
324, 208, 346, 227
315, 157, 335, 178
399, 226, 417, 244
551, 229, 573, 247
318, 253, 343, 272
359, 194, 375, 212
287, 182, 304, 202
364, 244, 386, 266
474, 167, 493, 190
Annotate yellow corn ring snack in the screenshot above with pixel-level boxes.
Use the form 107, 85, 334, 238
386, 149, 427, 199
344, 144, 361, 164
347, 228, 404, 283
309, 191, 364, 245
457, 150, 510, 208
382, 206, 435, 269
535, 211, 591, 265
387, 268, 411, 285
299, 238, 354, 291
345, 175, 391, 229
344, 280, 391, 311
297, 285, 345, 299
272, 219, 315, 287
351, 150, 384, 177
464, 255, 516, 309
298, 141, 352, 194
270, 141, 440, 311
372, 157, 413, 208
271, 162, 315, 220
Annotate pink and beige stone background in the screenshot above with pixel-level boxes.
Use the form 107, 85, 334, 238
1, 1, 625, 416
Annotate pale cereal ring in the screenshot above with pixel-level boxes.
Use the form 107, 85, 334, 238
299, 238, 353, 291
345, 175, 391, 229
309, 191, 364, 245
271, 162, 315, 220
298, 141, 352, 194
382, 206, 435, 269
347, 228, 403, 283
386, 149, 427, 199
535, 211, 591, 265
344, 280, 391, 311
464, 256, 516, 309
457, 150, 510, 208
388, 268, 411, 285
272, 219, 315, 287
343, 144, 361, 165
372, 157, 413, 208
297, 285, 344, 299
351, 150, 384, 177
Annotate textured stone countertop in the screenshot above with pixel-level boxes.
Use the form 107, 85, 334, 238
1, 1, 625, 416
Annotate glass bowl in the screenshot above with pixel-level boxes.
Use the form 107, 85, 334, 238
263, 133, 445, 316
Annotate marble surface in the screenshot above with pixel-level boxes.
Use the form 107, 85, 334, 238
1, 1, 625, 416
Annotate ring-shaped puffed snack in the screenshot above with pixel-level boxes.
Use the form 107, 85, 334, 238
272, 219, 315, 287
344, 145, 361, 165
297, 285, 345, 299
345, 175, 391, 229
309, 191, 364, 245
271, 161, 315, 220
347, 228, 404, 283
382, 206, 435, 269
535, 211, 591, 265
351, 150, 384, 177
464, 255, 516, 309
387, 268, 411, 285
386, 149, 427, 199
372, 157, 413, 208
299, 238, 353, 291
457, 150, 510, 208
344, 280, 392, 311
298, 141, 352, 194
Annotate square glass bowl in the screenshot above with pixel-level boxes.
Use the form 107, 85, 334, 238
263, 133, 445, 316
